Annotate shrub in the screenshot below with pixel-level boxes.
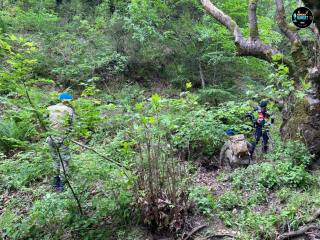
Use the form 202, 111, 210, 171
216, 190, 242, 210
266, 134, 314, 167
120, 93, 192, 233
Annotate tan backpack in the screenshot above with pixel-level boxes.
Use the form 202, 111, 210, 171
230, 134, 249, 157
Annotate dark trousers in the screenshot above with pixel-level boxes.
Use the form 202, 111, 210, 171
250, 128, 269, 154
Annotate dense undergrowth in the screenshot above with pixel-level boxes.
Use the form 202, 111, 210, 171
1, 81, 319, 239
190, 132, 320, 239
1, 0, 320, 239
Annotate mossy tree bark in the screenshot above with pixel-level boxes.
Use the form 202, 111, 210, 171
201, 0, 320, 166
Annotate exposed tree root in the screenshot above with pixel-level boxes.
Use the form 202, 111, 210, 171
278, 224, 320, 240
307, 208, 320, 223
200, 233, 237, 239
184, 224, 207, 240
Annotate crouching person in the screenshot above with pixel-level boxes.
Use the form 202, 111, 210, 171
219, 130, 252, 170
44, 93, 75, 193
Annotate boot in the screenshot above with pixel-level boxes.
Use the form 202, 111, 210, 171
249, 155, 254, 165
52, 176, 60, 190
59, 179, 65, 193
263, 145, 268, 154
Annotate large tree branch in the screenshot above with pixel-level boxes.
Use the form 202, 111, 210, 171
200, 0, 295, 73
310, 23, 320, 49
275, 0, 309, 76
275, 0, 299, 42
248, 0, 259, 40
200, 0, 243, 42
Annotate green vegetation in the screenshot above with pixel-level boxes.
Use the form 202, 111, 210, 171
1, 0, 320, 239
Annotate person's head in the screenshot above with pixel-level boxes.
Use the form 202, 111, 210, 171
247, 95, 256, 101
226, 130, 235, 139
59, 93, 73, 106
260, 101, 267, 112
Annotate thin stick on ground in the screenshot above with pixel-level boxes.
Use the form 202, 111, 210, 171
277, 224, 320, 240
70, 139, 130, 170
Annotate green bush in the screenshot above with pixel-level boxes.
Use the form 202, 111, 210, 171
266, 134, 314, 167
216, 190, 242, 210
228, 160, 313, 191
235, 210, 279, 239
257, 161, 312, 189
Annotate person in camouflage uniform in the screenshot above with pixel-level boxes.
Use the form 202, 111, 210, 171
44, 93, 75, 193
219, 130, 252, 169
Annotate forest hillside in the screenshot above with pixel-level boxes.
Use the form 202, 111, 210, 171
1, 0, 320, 239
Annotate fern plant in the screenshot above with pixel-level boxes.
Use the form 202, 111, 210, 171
0, 118, 35, 152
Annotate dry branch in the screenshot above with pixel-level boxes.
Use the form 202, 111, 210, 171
200, 233, 237, 240
71, 139, 130, 170
278, 224, 320, 240
184, 224, 207, 240
307, 208, 320, 223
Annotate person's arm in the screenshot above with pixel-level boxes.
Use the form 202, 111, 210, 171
246, 140, 252, 151
253, 109, 261, 127
66, 108, 75, 135
69, 109, 75, 126
265, 112, 274, 125
270, 114, 274, 124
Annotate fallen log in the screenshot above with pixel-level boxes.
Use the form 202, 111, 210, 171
307, 208, 320, 223
278, 224, 320, 240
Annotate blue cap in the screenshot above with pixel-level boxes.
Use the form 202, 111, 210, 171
260, 101, 267, 107
60, 93, 73, 101
226, 130, 235, 135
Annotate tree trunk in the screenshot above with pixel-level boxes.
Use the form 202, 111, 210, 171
200, 0, 320, 166
281, 66, 320, 167
196, 42, 205, 90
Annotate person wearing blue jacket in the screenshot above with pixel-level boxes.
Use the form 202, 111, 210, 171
250, 101, 274, 155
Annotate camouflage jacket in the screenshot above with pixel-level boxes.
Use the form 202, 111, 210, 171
45, 104, 75, 135
219, 140, 252, 165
